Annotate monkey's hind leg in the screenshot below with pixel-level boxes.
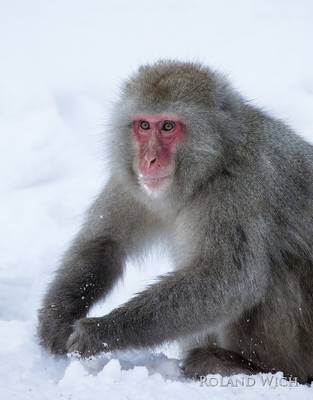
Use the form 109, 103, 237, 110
181, 345, 264, 379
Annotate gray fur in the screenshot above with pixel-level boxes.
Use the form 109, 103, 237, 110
38, 60, 313, 383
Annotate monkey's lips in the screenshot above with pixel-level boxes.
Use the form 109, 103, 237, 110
139, 173, 172, 189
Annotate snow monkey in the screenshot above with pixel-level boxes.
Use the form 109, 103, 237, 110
38, 60, 313, 383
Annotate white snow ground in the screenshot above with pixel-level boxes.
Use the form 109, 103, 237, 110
0, 0, 313, 399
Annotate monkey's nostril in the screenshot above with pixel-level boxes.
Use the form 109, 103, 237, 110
150, 157, 157, 166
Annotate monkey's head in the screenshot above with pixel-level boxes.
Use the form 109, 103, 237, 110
110, 60, 241, 200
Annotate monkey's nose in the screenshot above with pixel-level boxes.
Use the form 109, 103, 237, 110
144, 154, 157, 166
149, 157, 157, 166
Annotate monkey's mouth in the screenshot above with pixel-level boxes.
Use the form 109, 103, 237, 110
138, 173, 172, 190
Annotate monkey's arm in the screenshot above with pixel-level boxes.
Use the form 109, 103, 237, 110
38, 179, 154, 354
67, 220, 270, 356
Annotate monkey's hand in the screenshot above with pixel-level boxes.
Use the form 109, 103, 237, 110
66, 317, 110, 357
38, 306, 76, 355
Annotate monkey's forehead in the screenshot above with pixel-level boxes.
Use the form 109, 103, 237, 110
114, 98, 202, 126
132, 113, 182, 122
112, 95, 214, 129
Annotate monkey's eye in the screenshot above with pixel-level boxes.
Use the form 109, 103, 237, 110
139, 120, 150, 130
162, 121, 176, 132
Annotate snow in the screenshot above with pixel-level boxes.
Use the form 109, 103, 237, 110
0, 0, 313, 398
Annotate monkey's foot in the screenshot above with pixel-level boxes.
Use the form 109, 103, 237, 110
181, 345, 264, 379
66, 317, 110, 357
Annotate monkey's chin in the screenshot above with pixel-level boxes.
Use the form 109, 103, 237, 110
139, 176, 171, 198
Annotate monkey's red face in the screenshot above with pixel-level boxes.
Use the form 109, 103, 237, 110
132, 114, 185, 192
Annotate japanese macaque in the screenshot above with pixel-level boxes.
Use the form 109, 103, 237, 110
38, 60, 313, 383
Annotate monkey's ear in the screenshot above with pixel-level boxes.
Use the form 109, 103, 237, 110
214, 73, 240, 113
